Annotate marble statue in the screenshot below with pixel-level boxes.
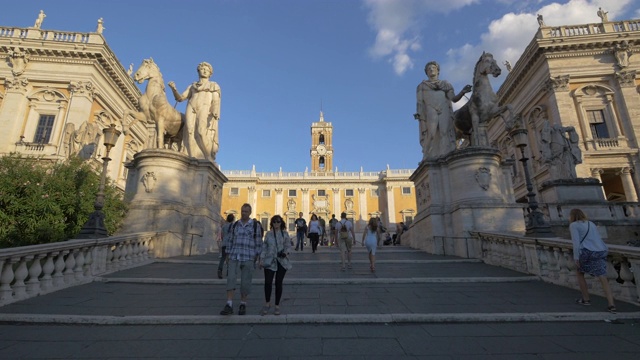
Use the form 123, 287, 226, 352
540, 120, 582, 179
453, 52, 512, 147
6, 49, 29, 76
414, 61, 471, 159
96, 18, 104, 34
127, 63, 133, 76
537, 14, 544, 27
34, 10, 46, 29
503, 60, 512, 72
168, 62, 221, 162
597, 7, 609, 23
124, 58, 185, 150
614, 41, 632, 68
63, 121, 102, 160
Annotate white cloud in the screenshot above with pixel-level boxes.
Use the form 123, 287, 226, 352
442, 0, 633, 86
364, 0, 478, 75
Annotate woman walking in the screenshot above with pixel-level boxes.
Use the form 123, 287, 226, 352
308, 214, 321, 253
569, 208, 616, 313
259, 215, 292, 315
361, 218, 381, 272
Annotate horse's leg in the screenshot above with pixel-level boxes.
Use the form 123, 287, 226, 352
156, 117, 165, 149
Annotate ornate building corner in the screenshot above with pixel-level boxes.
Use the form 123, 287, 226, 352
4, 76, 29, 94
6, 48, 30, 76
475, 167, 492, 191
545, 75, 570, 92
616, 70, 637, 88
141, 172, 157, 193
69, 80, 97, 98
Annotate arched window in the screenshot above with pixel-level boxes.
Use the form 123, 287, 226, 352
319, 134, 325, 144
573, 84, 625, 150
319, 156, 325, 169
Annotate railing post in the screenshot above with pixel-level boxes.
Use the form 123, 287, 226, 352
40, 252, 56, 291
0, 259, 15, 302
26, 254, 44, 296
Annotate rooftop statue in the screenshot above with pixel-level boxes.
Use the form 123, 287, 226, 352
96, 18, 104, 34
33, 10, 46, 29
168, 62, 221, 162
597, 7, 609, 23
537, 14, 544, 27
124, 58, 185, 151
453, 52, 512, 147
539, 120, 582, 179
414, 61, 471, 159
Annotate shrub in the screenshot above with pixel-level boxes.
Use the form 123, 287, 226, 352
0, 154, 127, 247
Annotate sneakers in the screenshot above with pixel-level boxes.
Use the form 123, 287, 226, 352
238, 303, 246, 315
607, 305, 617, 313
220, 304, 233, 315
217, 269, 223, 279
575, 299, 591, 306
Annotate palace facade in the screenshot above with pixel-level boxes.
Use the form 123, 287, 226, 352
220, 112, 417, 233
491, 18, 640, 203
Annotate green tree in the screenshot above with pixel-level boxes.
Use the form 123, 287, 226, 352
0, 154, 127, 248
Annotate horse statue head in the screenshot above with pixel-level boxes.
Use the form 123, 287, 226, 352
133, 58, 162, 85
473, 52, 501, 81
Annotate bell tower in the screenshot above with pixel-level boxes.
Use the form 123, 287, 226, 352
310, 111, 333, 172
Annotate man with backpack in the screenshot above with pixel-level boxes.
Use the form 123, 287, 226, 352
220, 203, 263, 316
294, 212, 307, 251
335, 212, 356, 271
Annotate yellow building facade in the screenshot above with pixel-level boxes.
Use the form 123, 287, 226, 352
220, 112, 417, 233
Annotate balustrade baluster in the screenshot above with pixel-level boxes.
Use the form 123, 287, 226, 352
124, 242, 133, 266
13, 257, 29, 299
26, 254, 44, 295
131, 242, 140, 263
52, 251, 66, 287
74, 249, 85, 281
0, 259, 15, 301
40, 252, 55, 291
83, 247, 93, 276
63, 250, 76, 283
112, 244, 122, 270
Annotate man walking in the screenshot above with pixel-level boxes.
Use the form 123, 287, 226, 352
335, 212, 356, 271
294, 212, 307, 251
220, 203, 262, 315
329, 214, 338, 246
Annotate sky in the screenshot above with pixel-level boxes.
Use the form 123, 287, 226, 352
1, 0, 638, 172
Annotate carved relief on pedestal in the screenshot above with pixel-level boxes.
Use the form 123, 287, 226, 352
6, 48, 30, 76
141, 172, 157, 193
616, 70, 637, 88
207, 180, 220, 206
545, 75, 570, 92
475, 167, 492, 191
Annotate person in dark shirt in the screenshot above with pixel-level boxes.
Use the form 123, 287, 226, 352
294, 212, 307, 251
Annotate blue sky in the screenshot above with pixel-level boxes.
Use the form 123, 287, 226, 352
2, 0, 638, 172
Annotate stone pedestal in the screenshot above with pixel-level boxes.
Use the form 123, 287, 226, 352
539, 178, 605, 203
409, 147, 524, 258
118, 149, 227, 257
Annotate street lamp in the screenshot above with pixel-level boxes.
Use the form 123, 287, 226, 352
77, 124, 121, 238
509, 127, 554, 237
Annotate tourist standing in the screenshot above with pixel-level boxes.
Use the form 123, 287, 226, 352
318, 216, 327, 245
220, 203, 262, 316
335, 212, 356, 271
569, 208, 616, 313
308, 214, 321, 253
294, 212, 307, 251
361, 218, 381, 272
217, 214, 235, 279
259, 215, 292, 316
329, 214, 338, 246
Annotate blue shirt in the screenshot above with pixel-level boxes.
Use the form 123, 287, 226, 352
227, 219, 263, 262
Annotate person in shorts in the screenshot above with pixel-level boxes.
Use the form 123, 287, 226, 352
335, 212, 355, 271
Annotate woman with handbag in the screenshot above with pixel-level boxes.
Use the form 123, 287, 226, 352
259, 215, 292, 315
569, 209, 616, 313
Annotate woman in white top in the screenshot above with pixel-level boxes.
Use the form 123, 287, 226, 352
308, 214, 321, 253
569, 208, 616, 313
361, 217, 381, 272
259, 215, 292, 316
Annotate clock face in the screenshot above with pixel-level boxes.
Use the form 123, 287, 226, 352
316, 145, 327, 155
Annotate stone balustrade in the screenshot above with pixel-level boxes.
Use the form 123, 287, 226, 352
471, 231, 640, 304
0, 232, 166, 306
0, 26, 103, 45
223, 169, 414, 180
541, 19, 640, 39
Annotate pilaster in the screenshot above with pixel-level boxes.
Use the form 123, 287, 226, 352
0, 77, 31, 152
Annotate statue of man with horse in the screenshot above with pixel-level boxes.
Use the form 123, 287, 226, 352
168, 62, 221, 162
124, 58, 185, 151
414, 52, 513, 160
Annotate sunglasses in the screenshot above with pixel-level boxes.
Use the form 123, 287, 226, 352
273, 220, 282, 223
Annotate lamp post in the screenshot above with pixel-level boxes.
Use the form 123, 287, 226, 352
509, 127, 554, 237
77, 124, 121, 238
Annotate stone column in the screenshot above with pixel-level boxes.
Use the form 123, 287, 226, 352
591, 168, 606, 199
332, 187, 341, 215
619, 167, 638, 202
358, 188, 367, 226
275, 188, 283, 215
386, 185, 396, 226
248, 186, 257, 213
301, 188, 310, 215
0, 77, 30, 152
67, 81, 96, 126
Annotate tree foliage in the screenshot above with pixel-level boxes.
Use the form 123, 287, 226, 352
0, 154, 127, 247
